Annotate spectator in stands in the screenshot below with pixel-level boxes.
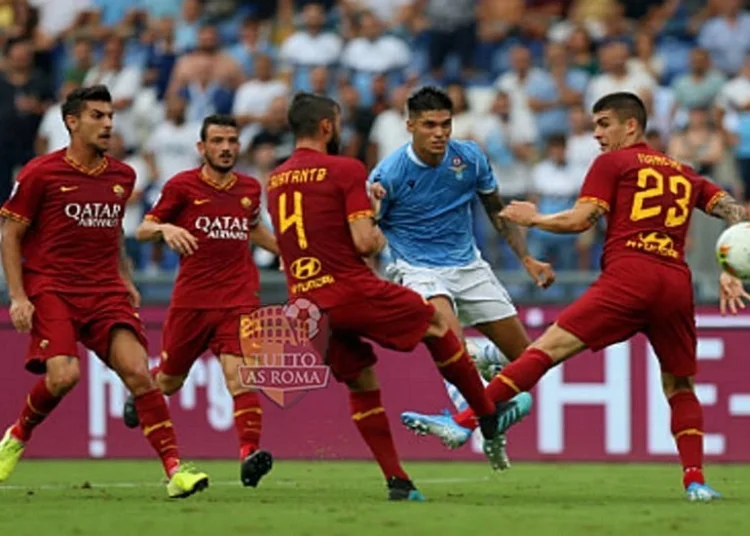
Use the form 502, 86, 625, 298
248, 95, 295, 163
279, 2, 342, 91
526, 41, 589, 138
528, 134, 581, 272
671, 47, 726, 124
83, 34, 143, 150
565, 25, 598, 75
168, 24, 244, 98
340, 10, 410, 107
62, 36, 95, 86
565, 104, 599, 181
494, 45, 546, 133
717, 57, 750, 204
143, 15, 178, 102
227, 16, 276, 79
628, 30, 664, 83
174, 0, 203, 54
233, 53, 288, 129
698, 0, 750, 76
308, 65, 331, 96
0, 36, 53, 203
446, 81, 475, 140
341, 0, 415, 30
586, 40, 655, 112
366, 84, 410, 169
423, 0, 477, 80
36, 80, 79, 155
668, 107, 725, 178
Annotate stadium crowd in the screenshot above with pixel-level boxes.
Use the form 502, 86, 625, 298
0, 0, 748, 291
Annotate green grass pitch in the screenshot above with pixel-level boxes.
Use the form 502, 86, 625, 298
1, 461, 748, 536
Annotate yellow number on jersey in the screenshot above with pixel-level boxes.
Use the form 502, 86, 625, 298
630, 167, 692, 228
278, 191, 308, 249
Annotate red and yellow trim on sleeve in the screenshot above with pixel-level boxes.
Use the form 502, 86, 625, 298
143, 214, 161, 223
0, 208, 31, 226
347, 209, 374, 223
577, 196, 610, 213
704, 191, 728, 214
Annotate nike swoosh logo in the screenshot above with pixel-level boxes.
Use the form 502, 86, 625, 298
60, 186, 78, 192
194, 199, 210, 205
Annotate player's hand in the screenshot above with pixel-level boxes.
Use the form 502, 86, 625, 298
124, 280, 141, 308
500, 201, 539, 227
369, 182, 386, 214
523, 257, 556, 289
719, 272, 750, 315
159, 224, 198, 256
9, 297, 34, 333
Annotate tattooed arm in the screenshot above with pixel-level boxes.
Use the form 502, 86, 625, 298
479, 190, 556, 288
500, 198, 608, 234
709, 194, 749, 225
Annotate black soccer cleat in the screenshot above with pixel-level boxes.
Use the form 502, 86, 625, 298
123, 394, 140, 429
387, 477, 426, 501
241, 450, 273, 487
477, 410, 499, 441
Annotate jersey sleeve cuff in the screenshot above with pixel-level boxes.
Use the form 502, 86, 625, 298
477, 187, 498, 195
347, 209, 374, 222
143, 214, 161, 223
0, 208, 31, 225
704, 191, 727, 214
578, 196, 610, 213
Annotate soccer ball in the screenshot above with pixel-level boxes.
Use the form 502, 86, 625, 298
716, 223, 750, 280
283, 298, 322, 338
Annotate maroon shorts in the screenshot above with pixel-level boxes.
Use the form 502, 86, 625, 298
160, 306, 257, 377
26, 292, 148, 374
556, 260, 697, 377
324, 279, 435, 383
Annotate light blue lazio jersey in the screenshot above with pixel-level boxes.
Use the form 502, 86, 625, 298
368, 139, 498, 268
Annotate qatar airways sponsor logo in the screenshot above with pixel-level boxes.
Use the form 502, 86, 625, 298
195, 216, 250, 240
64, 203, 123, 228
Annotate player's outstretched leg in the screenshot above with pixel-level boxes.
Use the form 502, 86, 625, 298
0, 356, 78, 482
220, 353, 272, 488
348, 367, 425, 502
422, 312, 498, 440
108, 329, 209, 498
663, 376, 721, 502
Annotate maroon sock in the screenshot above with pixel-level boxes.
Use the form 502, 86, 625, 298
134, 389, 181, 478
10, 378, 63, 442
669, 391, 705, 488
425, 331, 494, 417
350, 390, 409, 481
234, 391, 263, 460
454, 348, 554, 430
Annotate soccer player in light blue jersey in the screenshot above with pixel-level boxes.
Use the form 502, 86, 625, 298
369, 86, 555, 470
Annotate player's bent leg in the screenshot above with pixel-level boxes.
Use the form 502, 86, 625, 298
661, 373, 720, 501
422, 309, 497, 440
220, 353, 272, 488
0, 355, 79, 483
343, 366, 424, 502
108, 327, 208, 498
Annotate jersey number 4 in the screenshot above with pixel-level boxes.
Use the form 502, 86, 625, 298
278, 191, 308, 249
630, 167, 691, 228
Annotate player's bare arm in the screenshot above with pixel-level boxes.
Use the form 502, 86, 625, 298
248, 222, 279, 254
349, 217, 386, 257
118, 229, 141, 308
135, 218, 198, 256
0, 218, 34, 333
709, 194, 749, 226
479, 190, 556, 288
708, 194, 750, 314
501, 199, 607, 234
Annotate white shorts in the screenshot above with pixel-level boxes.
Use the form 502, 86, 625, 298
385, 258, 517, 326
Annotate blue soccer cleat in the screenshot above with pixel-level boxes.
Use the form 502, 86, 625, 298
686, 482, 722, 502
400, 410, 472, 449
494, 392, 533, 435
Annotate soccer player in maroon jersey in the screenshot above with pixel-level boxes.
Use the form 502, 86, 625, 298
121, 115, 279, 487
0, 85, 209, 498
267, 92, 501, 501
448, 92, 749, 501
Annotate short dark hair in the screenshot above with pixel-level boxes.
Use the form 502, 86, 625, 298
546, 134, 567, 148
61, 85, 112, 130
592, 92, 648, 131
200, 115, 238, 141
407, 86, 453, 117
287, 92, 339, 138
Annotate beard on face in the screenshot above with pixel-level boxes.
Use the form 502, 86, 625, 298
326, 130, 341, 155
205, 152, 236, 173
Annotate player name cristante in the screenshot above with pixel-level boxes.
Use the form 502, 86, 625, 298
637, 153, 683, 172
267, 167, 328, 191
65, 202, 123, 228
194, 216, 251, 240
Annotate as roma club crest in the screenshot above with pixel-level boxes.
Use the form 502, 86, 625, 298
112, 184, 126, 198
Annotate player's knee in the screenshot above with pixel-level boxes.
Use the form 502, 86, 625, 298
118, 361, 157, 397
157, 373, 186, 396
46, 361, 81, 396
662, 373, 694, 398
346, 366, 379, 392
424, 309, 450, 339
